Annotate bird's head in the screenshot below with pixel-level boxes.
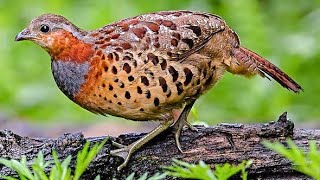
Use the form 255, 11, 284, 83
15, 14, 94, 62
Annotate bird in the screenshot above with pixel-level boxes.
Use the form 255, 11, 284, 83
15, 10, 302, 170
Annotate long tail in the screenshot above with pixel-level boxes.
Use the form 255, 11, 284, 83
230, 47, 303, 93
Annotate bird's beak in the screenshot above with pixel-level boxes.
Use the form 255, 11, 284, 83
15, 28, 33, 41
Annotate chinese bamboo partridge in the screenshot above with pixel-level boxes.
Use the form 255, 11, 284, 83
15, 10, 302, 170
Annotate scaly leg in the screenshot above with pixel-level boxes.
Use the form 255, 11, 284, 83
111, 118, 174, 171
172, 99, 197, 152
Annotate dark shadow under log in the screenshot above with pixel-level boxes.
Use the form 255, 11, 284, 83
0, 112, 318, 179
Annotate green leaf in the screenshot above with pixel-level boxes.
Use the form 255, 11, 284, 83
94, 175, 101, 180
214, 161, 251, 180
164, 159, 251, 180
164, 159, 216, 180
147, 173, 167, 180
0, 140, 107, 180
241, 160, 252, 180
125, 173, 135, 180
0, 175, 19, 180
0, 156, 34, 180
31, 151, 50, 180
73, 139, 107, 180
137, 173, 148, 180
124, 172, 166, 180
264, 140, 320, 179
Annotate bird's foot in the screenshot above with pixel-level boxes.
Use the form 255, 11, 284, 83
110, 145, 134, 171
171, 100, 197, 153
172, 118, 197, 153
110, 119, 174, 171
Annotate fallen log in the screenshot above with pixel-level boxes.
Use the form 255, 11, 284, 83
0, 112, 317, 179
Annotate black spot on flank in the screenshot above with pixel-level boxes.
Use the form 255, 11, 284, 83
125, 91, 131, 99
154, 97, 160, 106
146, 90, 151, 99
104, 65, 108, 72
160, 59, 167, 70
213, 66, 216, 70
149, 71, 154, 77
140, 108, 144, 111
176, 82, 183, 95
114, 78, 119, 82
166, 90, 172, 98
108, 53, 113, 59
168, 66, 179, 82
154, 42, 160, 48
123, 55, 131, 61
141, 76, 149, 86
95, 72, 99, 79
182, 38, 194, 48
147, 53, 159, 65
132, 60, 137, 67
128, 75, 134, 81
98, 94, 102, 97
113, 94, 117, 98
186, 25, 202, 36
183, 68, 193, 86
158, 77, 168, 92
102, 83, 106, 87
109, 84, 113, 90
123, 63, 131, 73
112, 66, 117, 74
119, 82, 125, 88
137, 86, 142, 94
118, 102, 122, 105
171, 39, 178, 47
114, 52, 119, 61
109, 100, 112, 103
172, 32, 181, 40
104, 97, 107, 101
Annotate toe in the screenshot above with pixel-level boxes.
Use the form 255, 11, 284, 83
110, 148, 129, 160
112, 141, 127, 148
186, 122, 198, 132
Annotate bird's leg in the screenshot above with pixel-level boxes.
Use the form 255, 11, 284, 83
172, 99, 197, 152
111, 118, 174, 171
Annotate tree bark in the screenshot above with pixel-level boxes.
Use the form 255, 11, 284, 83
0, 112, 317, 179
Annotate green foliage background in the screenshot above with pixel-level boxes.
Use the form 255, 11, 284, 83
0, 0, 319, 124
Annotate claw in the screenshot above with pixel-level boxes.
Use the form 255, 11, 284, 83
186, 121, 198, 132
110, 147, 132, 171
172, 100, 196, 153
174, 125, 184, 153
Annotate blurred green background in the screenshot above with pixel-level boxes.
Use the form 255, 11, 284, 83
0, 0, 319, 135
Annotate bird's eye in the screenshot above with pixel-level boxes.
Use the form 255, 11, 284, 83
40, 24, 50, 33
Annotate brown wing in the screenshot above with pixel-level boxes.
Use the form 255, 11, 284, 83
89, 10, 226, 62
